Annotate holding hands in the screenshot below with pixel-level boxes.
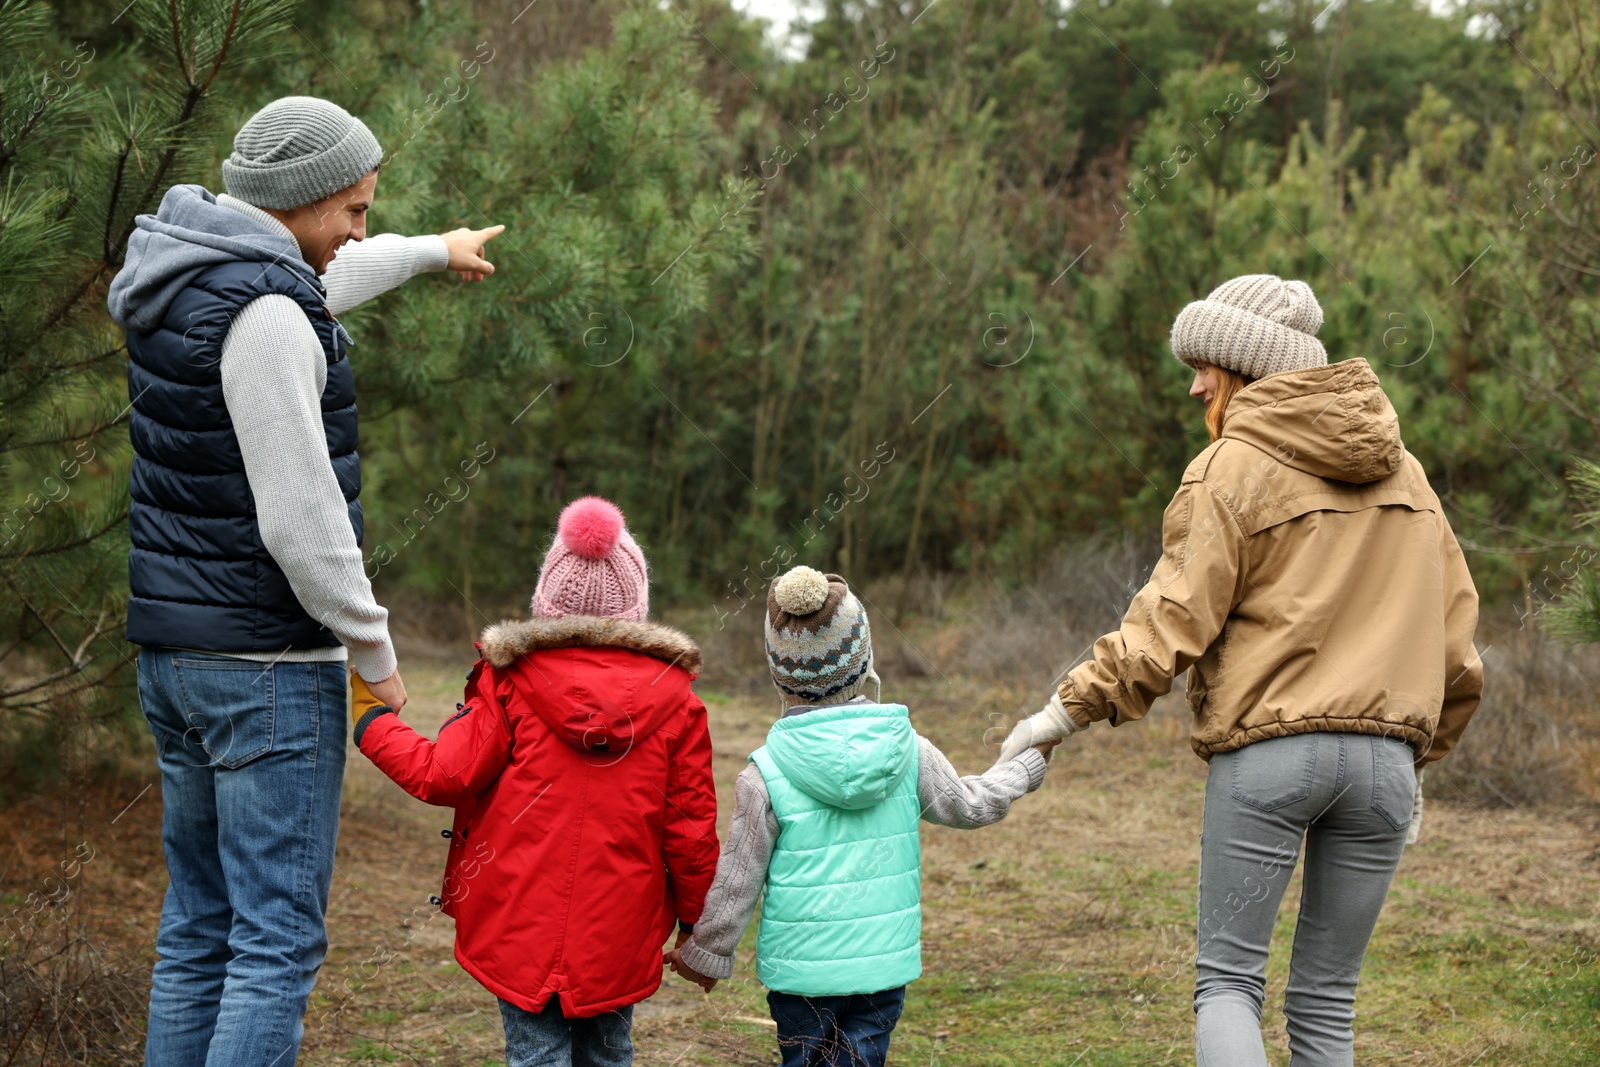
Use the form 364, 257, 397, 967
351, 668, 406, 717
351, 668, 407, 716
997, 690, 1088, 765
665, 927, 717, 993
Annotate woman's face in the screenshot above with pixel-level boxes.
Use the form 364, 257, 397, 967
1189, 363, 1222, 404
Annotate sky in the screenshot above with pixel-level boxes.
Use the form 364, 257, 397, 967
726, 0, 1484, 39
729, 0, 812, 32
725, 0, 1489, 59
728, 0, 816, 57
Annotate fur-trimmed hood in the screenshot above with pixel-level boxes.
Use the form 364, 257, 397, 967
478, 615, 704, 757
479, 615, 702, 677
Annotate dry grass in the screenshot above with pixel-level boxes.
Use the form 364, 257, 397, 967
0, 769, 167, 1066
2, 557, 1597, 1064
0, 912, 147, 1064
0, 663, 1594, 1066
819, 551, 1600, 808
629, 674, 1600, 1067
1427, 617, 1600, 806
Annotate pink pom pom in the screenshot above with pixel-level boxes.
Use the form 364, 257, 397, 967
559, 497, 625, 560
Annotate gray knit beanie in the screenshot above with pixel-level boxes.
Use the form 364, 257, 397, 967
1170, 274, 1328, 380
221, 96, 383, 210
765, 567, 880, 704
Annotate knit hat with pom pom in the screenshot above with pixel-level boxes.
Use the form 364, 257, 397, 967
765, 566, 879, 704
531, 497, 649, 621
1170, 274, 1328, 380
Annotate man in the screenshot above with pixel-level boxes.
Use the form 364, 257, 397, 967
106, 95, 502, 1066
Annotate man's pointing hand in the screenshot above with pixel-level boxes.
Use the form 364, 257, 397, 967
440, 224, 504, 282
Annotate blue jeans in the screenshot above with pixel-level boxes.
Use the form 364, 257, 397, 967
766, 986, 905, 1067
1195, 732, 1415, 1067
137, 648, 347, 1067
499, 998, 633, 1067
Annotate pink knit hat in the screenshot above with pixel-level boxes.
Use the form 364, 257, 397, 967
531, 497, 649, 621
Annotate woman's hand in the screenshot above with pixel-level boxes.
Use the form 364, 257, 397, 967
1405, 769, 1425, 846
997, 691, 1085, 764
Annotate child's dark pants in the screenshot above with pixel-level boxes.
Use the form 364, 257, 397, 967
766, 986, 906, 1067
499, 997, 632, 1067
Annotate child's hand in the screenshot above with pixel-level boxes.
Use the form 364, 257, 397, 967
1034, 738, 1062, 762
665, 948, 717, 993
349, 670, 392, 726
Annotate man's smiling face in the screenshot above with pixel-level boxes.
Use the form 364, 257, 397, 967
265, 169, 378, 274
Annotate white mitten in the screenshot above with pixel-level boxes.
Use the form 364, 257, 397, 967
1405, 769, 1425, 846
996, 691, 1085, 764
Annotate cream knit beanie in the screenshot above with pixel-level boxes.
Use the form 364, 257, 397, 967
1170, 274, 1328, 380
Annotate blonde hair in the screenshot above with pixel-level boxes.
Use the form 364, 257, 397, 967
1204, 366, 1253, 442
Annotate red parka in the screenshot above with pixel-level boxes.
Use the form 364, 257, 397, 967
356, 616, 719, 1017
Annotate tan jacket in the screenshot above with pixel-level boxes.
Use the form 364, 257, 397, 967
1059, 359, 1482, 766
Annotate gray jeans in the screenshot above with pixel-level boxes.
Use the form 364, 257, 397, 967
1195, 732, 1415, 1067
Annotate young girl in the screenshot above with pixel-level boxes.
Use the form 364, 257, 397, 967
666, 566, 1055, 1067
353, 497, 718, 1067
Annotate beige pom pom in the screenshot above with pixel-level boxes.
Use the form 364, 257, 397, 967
774, 566, 830, 615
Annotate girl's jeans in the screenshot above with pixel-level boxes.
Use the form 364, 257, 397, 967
499, 998, 633, 1067
1195, 732, 1415, 1067
138, 648, 347, 1067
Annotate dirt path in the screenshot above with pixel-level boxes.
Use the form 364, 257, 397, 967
2, 663, 1596, 1065
300, 666, 1600, 1066
297, 665, 733, 1066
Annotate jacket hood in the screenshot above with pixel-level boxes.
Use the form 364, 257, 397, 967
482, 615, 702, 754
764, 702, 916, 811
479, 615, 701, 674
107, 184, 319, 332
1221, 359, 1405, 484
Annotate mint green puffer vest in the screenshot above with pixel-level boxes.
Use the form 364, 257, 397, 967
750, 702, 922, 996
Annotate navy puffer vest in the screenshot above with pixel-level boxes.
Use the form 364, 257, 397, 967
126, 259, 362, 651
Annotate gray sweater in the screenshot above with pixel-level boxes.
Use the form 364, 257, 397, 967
197, 196, 447, 680
677, 697, 1049, 981
126, 191, 444, 675
107, 186, 450, 679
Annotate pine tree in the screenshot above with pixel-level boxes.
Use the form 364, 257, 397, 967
0, 3, 309, 1059
0, 0, 293, 796
0, 0, 762, 772
1547, 460, 1600, 645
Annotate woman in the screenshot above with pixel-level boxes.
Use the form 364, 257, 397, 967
1000, 274, 1482, 1067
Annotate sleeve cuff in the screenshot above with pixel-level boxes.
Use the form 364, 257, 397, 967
677, 939, 734, 981
349, 641, 397, 686
416, 234, 450, 272
1056, 678, 1096, 729
353, 705, 396, 747
1013, 747, 1049, 791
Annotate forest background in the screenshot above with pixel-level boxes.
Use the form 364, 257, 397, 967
4, 1, 1600, 1062
5, 0, 1600, 788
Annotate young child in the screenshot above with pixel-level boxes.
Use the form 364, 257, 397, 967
352, 497, 718, 1067
665, 566, 1055, 1067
